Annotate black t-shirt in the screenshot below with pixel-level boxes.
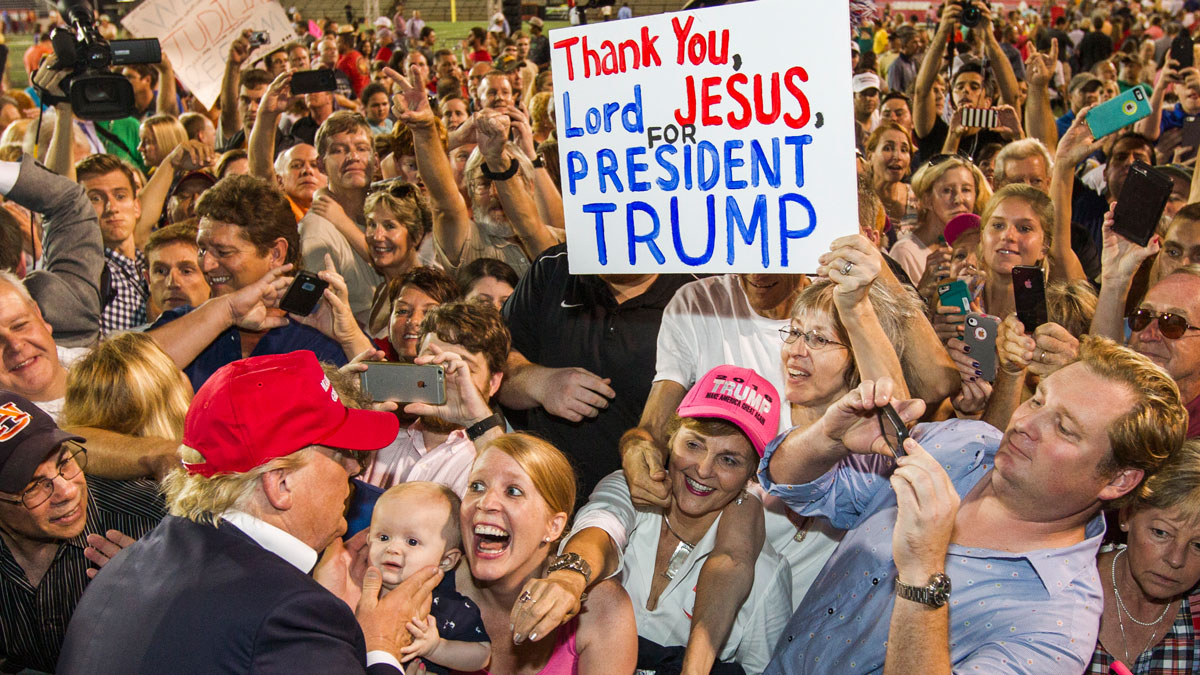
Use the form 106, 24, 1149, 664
914, 115, 1007, 166
501, 244, 696, 504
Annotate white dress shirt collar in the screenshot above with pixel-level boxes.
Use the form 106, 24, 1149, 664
221, 510, 319, 573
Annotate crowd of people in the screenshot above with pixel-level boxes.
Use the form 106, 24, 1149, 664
2, 0, 1200, 673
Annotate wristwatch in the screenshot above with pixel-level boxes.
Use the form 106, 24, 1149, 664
547, 552, 593, 585
895, 572, 952, 608
465, 412, 505, 441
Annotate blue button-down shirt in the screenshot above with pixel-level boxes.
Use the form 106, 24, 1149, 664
152, 306, 348, 392
758, 419, 1105, 675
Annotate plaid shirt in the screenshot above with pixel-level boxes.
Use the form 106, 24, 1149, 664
1088, 592, 1200, 674
100, 248, 148, 335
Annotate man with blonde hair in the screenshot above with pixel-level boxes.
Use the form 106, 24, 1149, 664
57, 351, 440, 673
762, 336, 1185, 673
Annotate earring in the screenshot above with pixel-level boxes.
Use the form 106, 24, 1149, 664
1119, 522, 1128, 531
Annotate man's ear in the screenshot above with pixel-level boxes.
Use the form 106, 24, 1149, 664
1099, 467, 1144, 502
439, 547, 462, 571
268, 237, 289, 266
260, 468, 296, 511
486, 371, 503, 400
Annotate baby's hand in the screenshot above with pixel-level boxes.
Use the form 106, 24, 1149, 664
400, 615, 441, 662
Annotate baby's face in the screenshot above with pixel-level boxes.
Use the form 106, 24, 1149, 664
368, 493, 453, 589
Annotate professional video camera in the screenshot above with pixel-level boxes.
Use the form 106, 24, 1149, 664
37, 0, 161, 120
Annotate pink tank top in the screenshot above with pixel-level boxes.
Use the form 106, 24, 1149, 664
472, 618, 579, 675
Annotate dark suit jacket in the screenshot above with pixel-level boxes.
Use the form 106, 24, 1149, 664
56, 515, 399, 675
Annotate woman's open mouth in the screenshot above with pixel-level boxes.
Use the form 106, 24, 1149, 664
473, 524, 511, 558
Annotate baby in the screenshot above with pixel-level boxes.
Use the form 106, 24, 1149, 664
367, 482, 490, 674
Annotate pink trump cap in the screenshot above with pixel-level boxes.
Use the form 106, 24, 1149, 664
676, 365, 780, 456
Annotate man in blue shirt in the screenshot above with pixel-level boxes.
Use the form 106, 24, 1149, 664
148, 174, 350, 391
759, 336, 1185, 674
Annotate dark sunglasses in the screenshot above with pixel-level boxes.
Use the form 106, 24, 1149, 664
1127, 308, 1200, 339
368, 179, 420, 199
924, 152, 966, 168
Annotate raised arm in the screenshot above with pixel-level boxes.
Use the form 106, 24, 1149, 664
619, 379, 688, 508
154, 54, 179, 117
914, 5, 960, 139
31, 56, 75, 179
823, 236, 910, 400
1048, 108, 1098, 283
8, 155, 104, 347
217, 31, 252, 144
1023, 39, 1060, 153
1091, 203, 1160, 339
135, 140, 213, 247
385, 66, 475, 267
474, 109, 559, 262
1135, 60, 1177, 142
249, 71, 292, 180
979, 4, 1020, 107
507, 105, 565, 232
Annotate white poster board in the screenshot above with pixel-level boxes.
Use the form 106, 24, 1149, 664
550, 0, 857, 274
121, 0, 293, 109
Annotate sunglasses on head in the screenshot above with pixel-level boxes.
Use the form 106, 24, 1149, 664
924, 152, 966, 168
1127, 308, 1200, 339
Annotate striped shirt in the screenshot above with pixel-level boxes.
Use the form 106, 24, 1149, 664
0, 476, 164, 673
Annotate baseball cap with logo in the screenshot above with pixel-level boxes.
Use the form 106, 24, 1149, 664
0, 392, 85, 494
676, 365, 780, 456
853, 72, 882, 94
183, 351, 400, 477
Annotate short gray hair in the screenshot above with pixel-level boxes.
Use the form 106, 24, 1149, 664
994, 138, 1053, 186
0, 269, 35, 306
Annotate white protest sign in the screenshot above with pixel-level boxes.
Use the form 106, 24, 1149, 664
121, 0, 293, 109
550, 0, 857, 274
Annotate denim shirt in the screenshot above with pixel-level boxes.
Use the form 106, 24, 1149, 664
758, 419, 1105, 675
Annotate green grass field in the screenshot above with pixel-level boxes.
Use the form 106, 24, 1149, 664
1, 20, 571, 89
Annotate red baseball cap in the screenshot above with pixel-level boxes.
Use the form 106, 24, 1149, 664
676, 365, 780, 456
183, 352, 399, 477
943, 213, 981, 247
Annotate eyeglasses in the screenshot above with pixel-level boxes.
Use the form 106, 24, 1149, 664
778, 326, 848, 350
368, 179, 420, 200
0, 444, 87, 510
1127, 308, 1200, 339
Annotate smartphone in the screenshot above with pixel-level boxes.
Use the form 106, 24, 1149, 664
957, 107, 999, 129
937, 280, 972, 315
1011, 266, 1047, 332
248, 30, 270, 48
1170, 33, 1194, 70
876, 403, 910, 458
963, 312, 999, 382
1182, 115, 1200, 152
360, 363, 446, 404
1086, 85, 1152, 140
278, 270, 328, 316
290, 69, 338, 94
1113, 162, 1173, 247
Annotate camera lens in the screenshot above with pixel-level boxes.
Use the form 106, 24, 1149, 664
960, 2, 982, 28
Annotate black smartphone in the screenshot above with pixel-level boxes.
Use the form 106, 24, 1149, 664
1113, 162, 1173, 247
877, 404, 910, 458
360, 363, 446, 404
1170, 33, 1194, 71
278, 270, 328, 316
290, 69, 338, 94
1182, 115, 1200, 152
1011, 265, 1047, 332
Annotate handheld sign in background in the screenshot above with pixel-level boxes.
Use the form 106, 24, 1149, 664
122, 0, 293, 110
551, 0, 856, 274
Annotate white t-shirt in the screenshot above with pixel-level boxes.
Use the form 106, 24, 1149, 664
298, 211, 383, 326
655, 274, 789, 435
35, 345, 91, 423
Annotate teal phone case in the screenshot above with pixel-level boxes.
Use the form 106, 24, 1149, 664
937, 280, 972, 315
1086, 85, 1151, 139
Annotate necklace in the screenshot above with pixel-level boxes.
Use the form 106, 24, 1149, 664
1111, 548, 1174, 665
661, 514, 695, 581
